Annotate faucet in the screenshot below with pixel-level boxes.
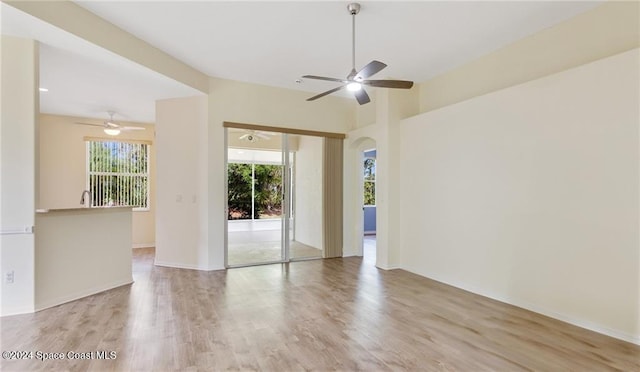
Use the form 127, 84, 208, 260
80, 190, 92, 208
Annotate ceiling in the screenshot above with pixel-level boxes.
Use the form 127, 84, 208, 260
2, 1, 602, 123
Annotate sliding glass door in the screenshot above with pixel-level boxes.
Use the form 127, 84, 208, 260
227, 144, 286, 266
225, 129, 323, 267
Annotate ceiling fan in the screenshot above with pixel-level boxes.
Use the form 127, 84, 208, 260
75, 111, 145, 136
239, 130, 271, 143
303, 3, 414, 105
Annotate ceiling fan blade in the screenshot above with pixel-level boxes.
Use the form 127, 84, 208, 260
306, 85, 345, 101
354, 88, 371, 105
121, 126, 146, 131
302, 75, 348, 84
355, 60, 387, 80
255, 133, 270, 140
363, 79, 414, 89
74, 122, 104, 127
239, 134, 249, 140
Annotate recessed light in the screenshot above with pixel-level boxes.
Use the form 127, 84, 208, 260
39, 87, 48, 92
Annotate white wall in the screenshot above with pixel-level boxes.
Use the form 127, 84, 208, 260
38, 114, 156, 247
399, 49, 640, 343
293, 135, 323, 249
155, 95, 209, 269
0, 36, 38, 316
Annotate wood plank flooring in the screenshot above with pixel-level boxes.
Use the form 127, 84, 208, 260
1, 247, 638, 371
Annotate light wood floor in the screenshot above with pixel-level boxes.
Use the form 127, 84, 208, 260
1, 248, 638, 371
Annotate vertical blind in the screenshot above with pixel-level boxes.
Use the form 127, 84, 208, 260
86, 140, 150, 209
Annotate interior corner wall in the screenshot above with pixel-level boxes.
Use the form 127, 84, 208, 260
399, 49, 640, 344
38, 114, 156, 247
0, 36, 38, 316
155, 95, 209, 269
293, 135, 323, 249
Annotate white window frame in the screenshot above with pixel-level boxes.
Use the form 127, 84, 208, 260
86, 140, 150, 212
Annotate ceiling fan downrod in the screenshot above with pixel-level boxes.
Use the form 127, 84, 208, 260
347, 3, 360, 78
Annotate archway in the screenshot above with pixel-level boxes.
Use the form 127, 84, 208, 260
345, 133, 378, 263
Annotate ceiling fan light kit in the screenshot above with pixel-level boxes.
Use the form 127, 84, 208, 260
104, 128, 121, 136
303, 3, 414, 105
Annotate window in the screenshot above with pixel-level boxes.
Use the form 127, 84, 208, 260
364, 157, 376, 205
87, 141, 150, 210
227, 162, 283, 220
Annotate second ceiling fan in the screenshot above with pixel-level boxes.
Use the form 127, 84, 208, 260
303, 3, 414, 105
75, 111, 145, 136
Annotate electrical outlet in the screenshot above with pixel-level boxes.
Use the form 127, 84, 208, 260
5, 270, 14, 284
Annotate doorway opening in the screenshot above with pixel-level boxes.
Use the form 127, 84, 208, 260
225, 128, 324, 267
363, 148, 377, 264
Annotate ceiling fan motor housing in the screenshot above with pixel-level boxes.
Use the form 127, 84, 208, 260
347, 3, 360, 15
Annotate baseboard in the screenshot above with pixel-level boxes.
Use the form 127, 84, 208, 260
132, 243, 155, 249
1, 306, 36, 317
376, 264, 401, 271
401, 266, 640, 346
514, 299, 640, 346
35, 278, 133, 312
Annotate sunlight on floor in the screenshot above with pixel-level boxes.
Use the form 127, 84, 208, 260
227, 219, 322, 266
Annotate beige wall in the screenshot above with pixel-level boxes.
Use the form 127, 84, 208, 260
0, 36, 39, 316
419, 1, 640, 113
209, 77, 355, 133
155, 95, 209, 269
355, 99, 376, 128
399, 49, 639, 343
157, 79, 357, 271
38, 114, 156, 247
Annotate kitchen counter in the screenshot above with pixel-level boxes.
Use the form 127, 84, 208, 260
36, 206, 133, 213
34, 206, 133, 311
